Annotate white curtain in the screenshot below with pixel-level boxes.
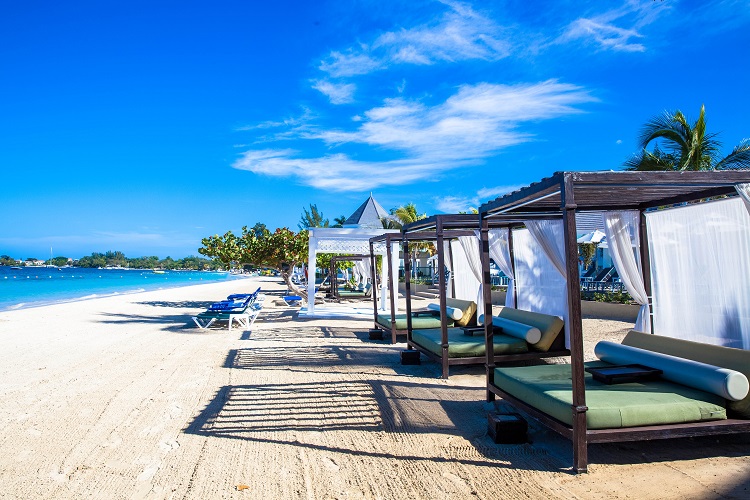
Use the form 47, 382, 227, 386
488, 228, 515, 308
360, 258, 372, 285
450, 239, 481, 309
519, 221, 569, 347
603, 211, 651, 333
458, 233, 485, 321
736, 183, 750, 215
647, 197, 750, 349
443, 240, 454, 298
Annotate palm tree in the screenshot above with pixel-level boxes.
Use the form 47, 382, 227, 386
625, 105, 750, 171
382, 203, 434, 278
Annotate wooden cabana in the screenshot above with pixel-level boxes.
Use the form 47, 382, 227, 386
478, 170, 750, 473
401, 215, 480, 378
368, 233, 405, 343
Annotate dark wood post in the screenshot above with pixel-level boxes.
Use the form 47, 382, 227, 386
437, 218, 449, 379
562, 174, 588, 473
481, 217, 495, 401
639, 210, 654, 334
404, 235, 414, 349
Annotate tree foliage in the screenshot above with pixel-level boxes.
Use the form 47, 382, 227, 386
298, 204, 329, 230
625, 105, 750, 171
200, 225, 310, 299
578, 243, 597, 270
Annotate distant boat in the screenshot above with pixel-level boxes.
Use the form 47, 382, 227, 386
153, 270, 166, 274
10, 266, 22, 270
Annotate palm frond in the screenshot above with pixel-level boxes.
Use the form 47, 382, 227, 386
715, 139, 750, 170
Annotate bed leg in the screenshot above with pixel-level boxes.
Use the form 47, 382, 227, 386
572, 405, 588, 473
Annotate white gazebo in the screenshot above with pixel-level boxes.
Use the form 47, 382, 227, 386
303, 227, 401, 317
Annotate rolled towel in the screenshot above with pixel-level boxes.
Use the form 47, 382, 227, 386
427, 302, 463, 320
594, 341, 750, 401
478, 314, 542, 344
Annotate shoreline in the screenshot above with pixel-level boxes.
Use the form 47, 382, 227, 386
0, 269, 250, 313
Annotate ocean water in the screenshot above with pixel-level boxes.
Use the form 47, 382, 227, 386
0, 266, 243, 311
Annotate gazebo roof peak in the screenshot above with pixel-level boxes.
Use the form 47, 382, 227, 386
343, 194, 389, 229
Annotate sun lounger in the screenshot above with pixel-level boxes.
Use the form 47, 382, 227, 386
192, 289, 263, 330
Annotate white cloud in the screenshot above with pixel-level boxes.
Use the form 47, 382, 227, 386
233, 80, 594, 191
435, 195, 475, 213
319, 1, 509, 77
476, 184, 524, 200
435, 184, 524, 213
616, 139, 623, 144
312, 80, 356, 104
559, 0, 669, 53
315, 80, 595, 160
562, 18, 645, 52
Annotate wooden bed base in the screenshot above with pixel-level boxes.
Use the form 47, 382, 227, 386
407, 337, 569, 379
488, 382, 750, 473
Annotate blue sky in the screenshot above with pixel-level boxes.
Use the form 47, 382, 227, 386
1, 0, 749, 259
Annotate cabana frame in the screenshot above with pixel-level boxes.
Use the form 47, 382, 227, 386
399, 214, 570, 379
368, 233, 405, 343
328, 254, 372, 301
478, 170, 750, 473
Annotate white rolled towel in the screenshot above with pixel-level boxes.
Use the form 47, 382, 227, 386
476, 315, 542, 344
427, 302, 463, 320
594, 341, 750, 401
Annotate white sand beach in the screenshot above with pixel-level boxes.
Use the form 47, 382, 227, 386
0, 276, 748, 499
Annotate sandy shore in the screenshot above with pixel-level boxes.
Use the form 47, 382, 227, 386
0, 277, 748, 499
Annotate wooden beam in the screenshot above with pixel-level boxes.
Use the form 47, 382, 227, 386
562, 173, 588, 473
437, 218, 449, 379
403, 235, 414, 348
480, 217, 495, 401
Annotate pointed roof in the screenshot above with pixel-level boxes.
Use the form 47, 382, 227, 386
343, 194, 389, 229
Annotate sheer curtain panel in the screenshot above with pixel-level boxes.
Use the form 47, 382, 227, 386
603, 211, 651, 333
647, 197, 750, 349
488, 228, 515, 308
458, 233, 485, 321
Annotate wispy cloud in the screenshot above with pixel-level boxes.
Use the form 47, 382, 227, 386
234, 80, 594, 191
311, 80, 356, 104
319, 0, 509, 77
558, 0, 669, 53
435, 184, 524, 213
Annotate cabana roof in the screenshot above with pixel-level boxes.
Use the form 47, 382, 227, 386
480, 171, 749, 216
401, 214, 478, 233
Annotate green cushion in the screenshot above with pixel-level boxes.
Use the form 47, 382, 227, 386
622, 330, 750, 419
376, 313, 453, 330
498, 308, 564, 352
494, 362, 727, 429
338, 289, 367, 297
412, 328, 528, 358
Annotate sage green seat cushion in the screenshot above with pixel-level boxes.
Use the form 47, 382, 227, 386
338, 289, 367, 297
412, 328, 528, 358
376, 313, 453, 330
622, 330, 750, 418
494, 362, 727, 429
498, 308, 564, 352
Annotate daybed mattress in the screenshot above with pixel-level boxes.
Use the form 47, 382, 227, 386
412, 328, 528, 358
338, 289, 368, 298
494, 362, 727, 429
376, 313, 452, 330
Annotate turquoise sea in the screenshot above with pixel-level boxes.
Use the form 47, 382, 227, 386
0, 266, 243, 311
